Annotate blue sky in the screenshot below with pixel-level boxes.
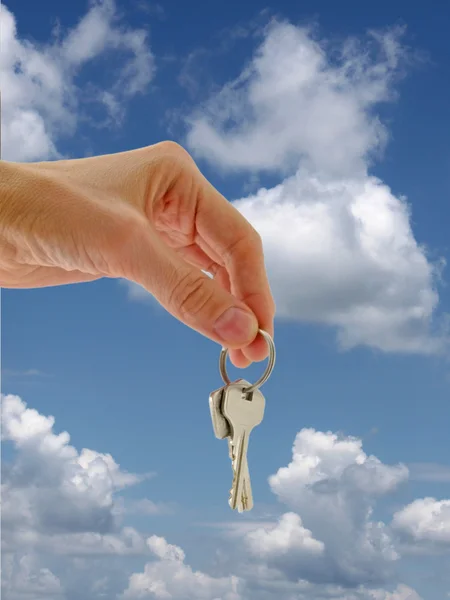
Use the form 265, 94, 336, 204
1, 1, 450, 599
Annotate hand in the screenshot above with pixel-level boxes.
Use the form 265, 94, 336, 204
0, 142, 275, 367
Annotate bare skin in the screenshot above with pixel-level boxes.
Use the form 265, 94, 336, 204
0, 141, 275, 367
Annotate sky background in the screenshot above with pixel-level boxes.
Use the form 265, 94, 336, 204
1, 1, 450, 599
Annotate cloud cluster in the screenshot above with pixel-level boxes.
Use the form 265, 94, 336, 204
0, 393, 157, 572
0, 394, 242, 599
2, 393, 440, 600
186, 21, 447, 354
242, 429, 408, 587
1, 0, 154, 162
1, 394, 148, 548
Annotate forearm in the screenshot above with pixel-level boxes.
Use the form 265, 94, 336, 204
0, 160, 67, 284
0, 157, 139, 288
0, 160, 32, 277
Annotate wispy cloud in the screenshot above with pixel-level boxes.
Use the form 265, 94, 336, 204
127, 498, 176, 516
408, 462, 450, 483
2, 368, 51, 378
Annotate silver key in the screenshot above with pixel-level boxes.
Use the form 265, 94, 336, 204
209, 386, 230, 440
209, 380, 254, 511
222, 382, 265, 512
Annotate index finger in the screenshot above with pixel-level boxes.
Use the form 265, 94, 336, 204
196, 175, 275, 363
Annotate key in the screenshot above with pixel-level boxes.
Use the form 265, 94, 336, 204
209, 386, 230, 440
209, 380, 254, 511
222, 381, 265, 512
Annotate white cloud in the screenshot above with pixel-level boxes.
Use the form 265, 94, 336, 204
204, 429, 413, 595
121, 535, 241, 599
244, 512, 326, 584
245, 512, 324, 559
233, 173, 444, 354
258, 429, 408, 586
0, 393, 169, 597
187, 23, 402, 177
1, 0, 154, 162
392, 497, 450, 547
186, 21, 447, 354
0, 393, 155, 566
1, 394, 149, 543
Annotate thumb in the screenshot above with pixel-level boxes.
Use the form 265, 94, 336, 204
133, 233, 259, 349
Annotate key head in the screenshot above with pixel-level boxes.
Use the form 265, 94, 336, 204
222, 382, 265, 432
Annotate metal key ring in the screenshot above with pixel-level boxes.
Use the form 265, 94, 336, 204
219, 329, 275, 394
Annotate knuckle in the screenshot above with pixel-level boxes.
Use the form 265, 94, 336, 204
224, 228, 263, 264
252, 229, 263, 249
154, 140, 193, 164
169, 270, 214, 319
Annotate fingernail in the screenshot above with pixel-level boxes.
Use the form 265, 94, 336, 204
214, 307, 258, 345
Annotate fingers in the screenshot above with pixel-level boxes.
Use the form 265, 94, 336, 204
176, 243, 252, 368
131, 230, 260, 350
194, 175, 275, 363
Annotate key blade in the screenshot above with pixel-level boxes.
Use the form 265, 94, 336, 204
228, 438, 252, 512
229, 431, 248, 510
237, 458, 253, 512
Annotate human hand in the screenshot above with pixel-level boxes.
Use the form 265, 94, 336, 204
0, 142, 275, 367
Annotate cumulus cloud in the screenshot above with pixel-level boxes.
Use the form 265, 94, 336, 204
1, 0, 154, 162
1, 394, 150, 546
246, 512, 324, 558
121, 535, 241, 599
208, 429, 414, 596
245, 429, 409, 586
234, 173, 444, 353
0, 393, 182, 599
244, 512, 327, 584
392, 497, 450, 549
186, 21, 447, 354
0, 392, 164, 593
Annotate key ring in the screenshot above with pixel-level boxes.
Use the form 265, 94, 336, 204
219, 329, 275, 393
